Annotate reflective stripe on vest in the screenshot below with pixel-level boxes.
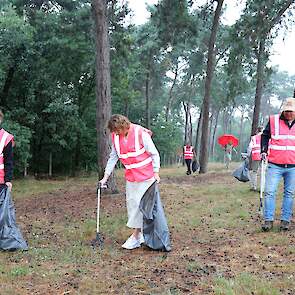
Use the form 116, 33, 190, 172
184, 146, 193, 159
114, 125, 145, 159
269, 145, 295, 151
268, 114, 295, 164
124, 157, 153, 169
0, 131, 9, 153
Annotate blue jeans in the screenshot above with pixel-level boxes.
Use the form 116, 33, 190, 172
264, 163, 295, 221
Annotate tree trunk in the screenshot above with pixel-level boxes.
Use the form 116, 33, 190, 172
251, 38, 265, 135
251, 0, 293, 135
71, 134, 81, 177
222, 109, 226, 133
92, 0, 117, 193
238, 108, 245, 153
49, 151, 52, 177
189, 108, 192, 144
228, 106, 234, 134
145, 67, 151, 129
199, 0, 224, 174
208, 111, 214, 152
24, 160, 28, 177
0, 65, 16, 110
124, 99, 129, 117
195, 107, 203, 159
211, 108, 220, 159
183, 101, 192, 145
165, 67, 178, 122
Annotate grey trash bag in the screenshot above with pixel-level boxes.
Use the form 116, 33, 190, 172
0, 186, 28, 251
139, 181, 171, 252
232, 159, 250, 182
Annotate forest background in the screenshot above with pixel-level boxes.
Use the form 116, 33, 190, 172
1, 0, 294, 178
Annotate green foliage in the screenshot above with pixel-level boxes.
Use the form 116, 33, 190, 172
152, 115, 183, 157
1, 0, 295, 178
2, 118, 32, 176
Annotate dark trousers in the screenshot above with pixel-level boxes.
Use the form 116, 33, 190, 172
185, 159, 192, 174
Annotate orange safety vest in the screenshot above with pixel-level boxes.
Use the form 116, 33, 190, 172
0, 128, 14, 184
268, 114, 295, 164
111, 124, 154, 182
251, 133, 262, 161
184, 145, 194, 160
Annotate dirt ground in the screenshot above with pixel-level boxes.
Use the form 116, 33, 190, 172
2, 167, 295, 294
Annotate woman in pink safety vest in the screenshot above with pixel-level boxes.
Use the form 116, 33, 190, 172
100, 114, 160, 250
183, 143, 195, 175
247, 126, 264, 191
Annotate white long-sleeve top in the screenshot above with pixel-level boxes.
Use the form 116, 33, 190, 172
104, 131, 160, 176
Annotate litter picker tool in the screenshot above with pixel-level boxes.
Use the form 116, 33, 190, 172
259, 159, 267, 216
91, 182, 106, 248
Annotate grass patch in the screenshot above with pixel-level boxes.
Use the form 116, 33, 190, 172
214, 273, 281, 295
13, 175, 98, 199
10, 266, 30, 277
263, 234, 290, 247
1, 166, 294, 294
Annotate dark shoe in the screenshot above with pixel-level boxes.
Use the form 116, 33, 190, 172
261, 221, 273, 232
186, 171, 191, 175
280, 220, 290, 231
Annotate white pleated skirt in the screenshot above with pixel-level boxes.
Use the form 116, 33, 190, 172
125, 177, 155, 229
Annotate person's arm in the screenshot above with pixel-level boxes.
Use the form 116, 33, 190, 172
142, 131, 160, 182
247, 139, 253, 156
100, 144, 119, 185
261, 121, 271, 154
3, 141, 13, 191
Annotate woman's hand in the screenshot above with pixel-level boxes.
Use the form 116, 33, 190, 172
154, 172, 160, 183
99, 175, 109, 187
5, 182, 12, 191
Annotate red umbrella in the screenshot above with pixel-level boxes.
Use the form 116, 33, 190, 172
218, 134, 239, 147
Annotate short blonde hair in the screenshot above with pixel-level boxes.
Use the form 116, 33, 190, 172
108, 114, 130, 132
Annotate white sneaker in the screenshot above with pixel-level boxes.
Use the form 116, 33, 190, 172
122, 234, 141, 250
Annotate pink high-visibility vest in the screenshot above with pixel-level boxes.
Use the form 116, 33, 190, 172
184, 146, 194, 160
0, 128, 14, 184
111, 124, 154, 182
268, 114, 295, 164
251, 133, 262, 161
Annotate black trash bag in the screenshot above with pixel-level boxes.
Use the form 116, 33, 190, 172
232, 159, 250, 182
0, 186, 28, 251
139, 181, 171, 252
192, 160, 199, 173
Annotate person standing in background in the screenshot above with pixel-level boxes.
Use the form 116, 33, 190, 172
247, 126, 264, 191
183, 143, 195, 175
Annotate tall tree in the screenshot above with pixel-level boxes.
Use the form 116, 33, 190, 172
199, 0, 224, 174
231, 0, 295, 135
251, 0, 295, 135
92, 0, 116, 192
